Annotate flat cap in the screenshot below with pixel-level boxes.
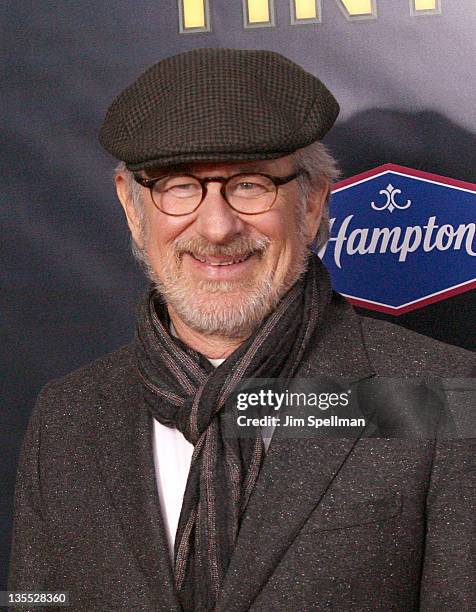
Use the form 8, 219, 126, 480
99, 48, 339, 170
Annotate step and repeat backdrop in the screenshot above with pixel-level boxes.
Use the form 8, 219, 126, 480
2, 0, 475, 587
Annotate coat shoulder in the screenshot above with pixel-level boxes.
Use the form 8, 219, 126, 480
359, 315, 475, 377
35, 344, 138, 425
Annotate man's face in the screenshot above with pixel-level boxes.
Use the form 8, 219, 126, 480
117, 154, 327, 338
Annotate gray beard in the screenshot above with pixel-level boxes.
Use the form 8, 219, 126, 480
145, 246, 310, 339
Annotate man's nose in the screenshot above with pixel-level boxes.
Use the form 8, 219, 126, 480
194, 183, 245, 243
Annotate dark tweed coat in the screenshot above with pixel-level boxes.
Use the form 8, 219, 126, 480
8, 293, 475, 611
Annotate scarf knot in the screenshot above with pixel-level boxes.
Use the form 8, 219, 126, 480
177, 383, 209, 445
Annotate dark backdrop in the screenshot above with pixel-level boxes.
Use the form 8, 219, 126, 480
2, 0, 475, 589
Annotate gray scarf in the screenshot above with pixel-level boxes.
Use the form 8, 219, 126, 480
134, 253, 332, 611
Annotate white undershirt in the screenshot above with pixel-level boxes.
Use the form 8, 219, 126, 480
152, 326, 274, 556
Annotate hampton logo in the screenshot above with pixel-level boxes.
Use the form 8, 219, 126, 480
319, 164, 476, 315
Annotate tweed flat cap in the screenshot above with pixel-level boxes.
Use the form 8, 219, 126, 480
99, 48, 339, 170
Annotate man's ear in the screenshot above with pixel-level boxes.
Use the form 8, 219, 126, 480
304, 181, 330, 244
115, 173, 144, 249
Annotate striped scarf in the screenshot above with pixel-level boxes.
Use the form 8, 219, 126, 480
134, 253, 331, 611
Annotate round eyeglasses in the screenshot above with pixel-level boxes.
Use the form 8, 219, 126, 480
132, 171, 305, 216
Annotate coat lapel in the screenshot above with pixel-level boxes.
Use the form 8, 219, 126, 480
92, 375, 182, 612
216, 296, 376, 612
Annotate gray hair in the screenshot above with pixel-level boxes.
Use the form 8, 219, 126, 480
293, 140, 341, 248
115, 141, 340, 263
115, 161, 149, 268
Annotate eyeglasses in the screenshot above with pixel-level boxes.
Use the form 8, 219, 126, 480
132, 170, 305, 216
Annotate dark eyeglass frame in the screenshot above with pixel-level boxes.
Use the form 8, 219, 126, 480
132, 170, 305, 216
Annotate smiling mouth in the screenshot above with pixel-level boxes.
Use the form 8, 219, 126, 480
189, 253, 253, 266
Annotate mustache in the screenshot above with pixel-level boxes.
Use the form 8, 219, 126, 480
171, 235, 271, 259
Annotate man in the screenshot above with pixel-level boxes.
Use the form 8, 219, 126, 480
9, 48, 475, 611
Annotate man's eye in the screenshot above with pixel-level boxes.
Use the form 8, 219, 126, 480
235, 182, 266, 193
169, 183, 196, 190
158, 180, 201, 196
